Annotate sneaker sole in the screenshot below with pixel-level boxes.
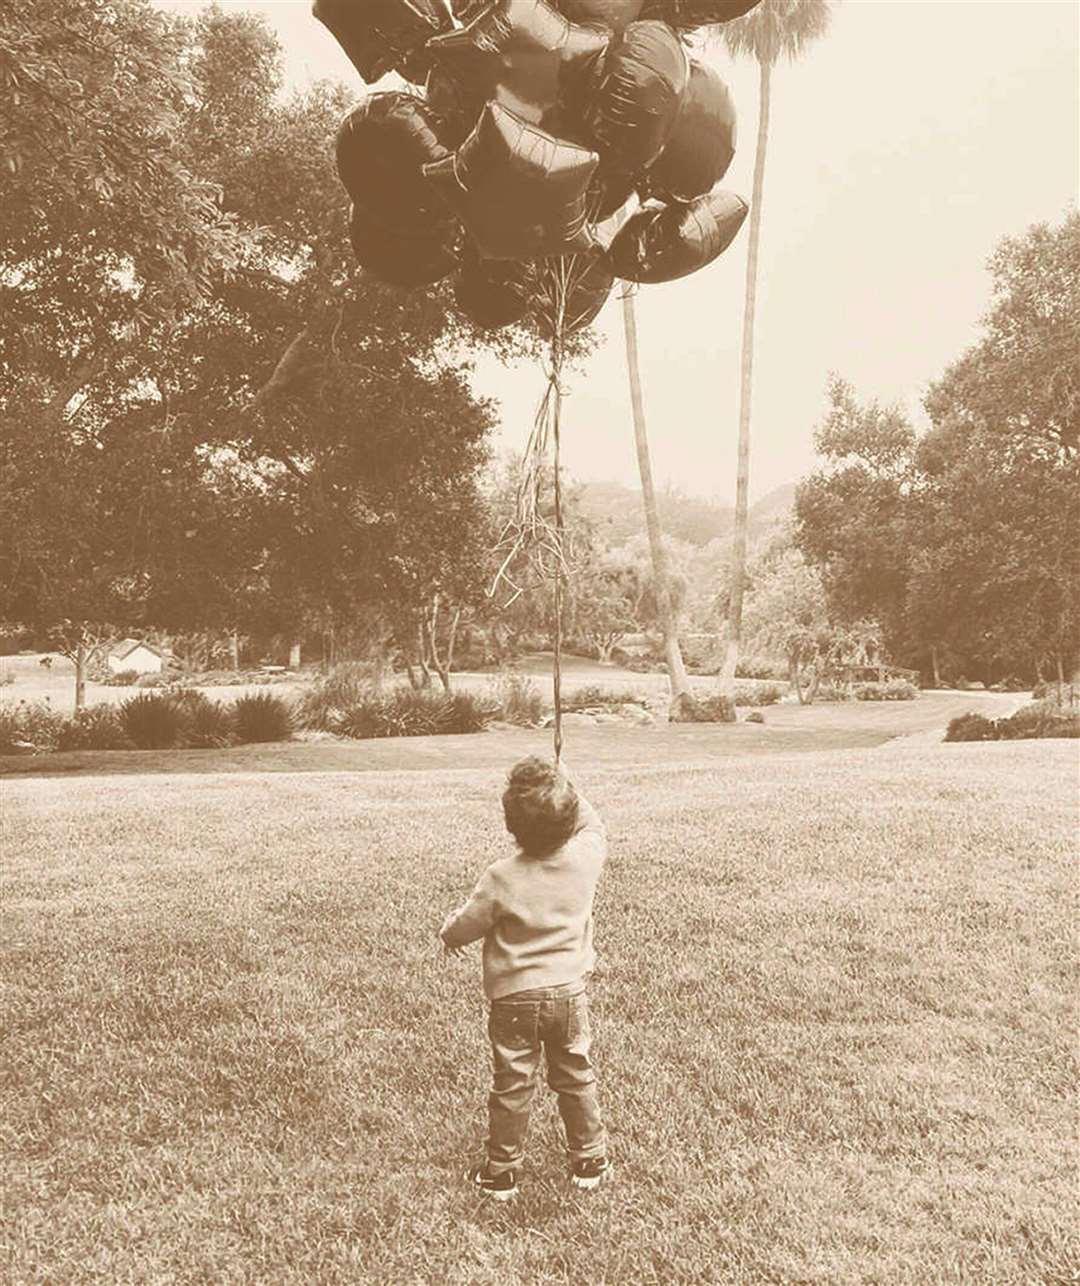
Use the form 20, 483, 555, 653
571, 1165, 612, 1190
464, 1169, 517, 1200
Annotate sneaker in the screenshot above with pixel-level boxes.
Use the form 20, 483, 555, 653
465, 1163, 518, 1201
570, 1157, 612, 1190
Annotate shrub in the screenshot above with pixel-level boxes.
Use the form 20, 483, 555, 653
0, 699, 65, 753
996, 701, 1080, 741
56, 705, 132, 751
733, 680, 786, 707
493, 672, 545, 726
562, 684, 647, 711
671, 693, 736, 723
335, 687, 497, 739
135, 672, 170, 689
1032, 681, 1078, 709
119, 694, 187, 749
104, 669, 140, 687
183, 697, 237, 749
295, 663, 379, 731
944, 713, 997, 742
233, 693, 293, 744
854, 679, 919, 702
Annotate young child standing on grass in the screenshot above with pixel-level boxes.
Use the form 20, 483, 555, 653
439, 755, 611, 1201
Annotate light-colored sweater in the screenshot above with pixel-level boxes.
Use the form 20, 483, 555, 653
440, 797, 607, 1000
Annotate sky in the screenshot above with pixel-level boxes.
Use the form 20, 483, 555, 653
164, 0, 1079, 502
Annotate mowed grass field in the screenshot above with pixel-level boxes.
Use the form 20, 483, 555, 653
2, 740, 1077, 1283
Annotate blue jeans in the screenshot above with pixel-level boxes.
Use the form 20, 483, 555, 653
486, 980, 605, 1175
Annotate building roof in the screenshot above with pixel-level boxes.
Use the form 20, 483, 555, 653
111, 638, 164, 661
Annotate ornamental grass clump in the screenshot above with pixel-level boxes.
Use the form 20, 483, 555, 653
119, 693, 187, 749
55, 705, 131, 751
233, 693, 293, 744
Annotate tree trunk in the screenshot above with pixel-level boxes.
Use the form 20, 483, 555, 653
719, 58, 772, 695
229, 632, 241, 672
621, 290, 691, 711
289, 641, 301, 670
931, 644, 941, 688
74, 643, 87, 712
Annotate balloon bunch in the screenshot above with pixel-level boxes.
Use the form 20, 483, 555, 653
320, 0, 758, 333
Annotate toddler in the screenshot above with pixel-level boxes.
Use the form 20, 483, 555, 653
440, 755, 610, 1200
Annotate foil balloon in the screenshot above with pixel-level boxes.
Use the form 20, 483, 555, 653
554, 0, 645, 32
582, 20, 688, 175
639, 0, 759, 25
427, 0, 609, 134
348, 204, 460, 286
455, 253, 532, 329
424, 102, 599, 260
425, 65, 477, 149
336, 93, 455, 237
609, 188, 748, 282
313, 0, 452, 83
645, 60, 737, 201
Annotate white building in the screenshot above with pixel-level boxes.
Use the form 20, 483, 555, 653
107, 639, 165, 675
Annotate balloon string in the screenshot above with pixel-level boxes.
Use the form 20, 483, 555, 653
551, 261, 567, 765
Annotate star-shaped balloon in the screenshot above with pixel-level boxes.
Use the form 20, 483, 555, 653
553, 0, 645, 32
610, 188, 748, 283
314, 0, 453, 84
639, 0, 759, 25
427, 0, 609, 135
424, 102, 600, 260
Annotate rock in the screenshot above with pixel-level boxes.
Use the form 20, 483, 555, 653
546, 712, 597, 728
744, 711, 765, 724
593, 713, 622, 725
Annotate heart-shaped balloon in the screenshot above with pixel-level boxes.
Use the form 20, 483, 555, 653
645, 60, 737, 202
424, 102, 600, 260
348, 204, 461, 285
581, 20, 688, 175
336, 93, 455, 236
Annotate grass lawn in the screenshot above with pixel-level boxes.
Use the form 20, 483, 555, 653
2, 739, 1076, 1282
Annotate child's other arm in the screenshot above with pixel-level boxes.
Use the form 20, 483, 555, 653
560, 759, 605, 838
440, 868, 500, 949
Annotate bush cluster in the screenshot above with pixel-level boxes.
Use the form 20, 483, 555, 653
672, 693, 737, 723
854, 679, 919, 702
0, 690, 296, 755
733, 680, 786, 707
945, 701, 1080, 743
333, 687, 497, 739
490, 672, 546, 726
561, 684, 647, 711
295, 662, 381, 731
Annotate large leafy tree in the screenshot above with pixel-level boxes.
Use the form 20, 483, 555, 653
796, 213, 1080, 685
0, 3, 498, 704
715, 0, 833, 691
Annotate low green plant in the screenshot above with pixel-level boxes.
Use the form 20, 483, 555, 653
55, 705, 132, 751
119, 693, 187, 749
335, 687, 496, 739
233, 693, 293, 744
562, 684, 646, 711
104, 669, 140, 687
944, 712, 997, 742
733, 680, 786, 707
0, 699, 65, 753
295, 662, 379, 730
493, 672, 545, 726
183, 697, 237, 749
672, 693, 736, 723
854, 679, 919, 702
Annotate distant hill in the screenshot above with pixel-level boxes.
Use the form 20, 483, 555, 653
576, 479, 794, 548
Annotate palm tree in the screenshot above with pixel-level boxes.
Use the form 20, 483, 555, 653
621, 289, 693, 713
717, 0, 833, 691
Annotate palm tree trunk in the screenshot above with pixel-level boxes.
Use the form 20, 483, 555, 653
621, 290, 691, 709
720, 57, 772, 693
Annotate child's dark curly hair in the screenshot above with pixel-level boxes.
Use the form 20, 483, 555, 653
502, 755, 580, 857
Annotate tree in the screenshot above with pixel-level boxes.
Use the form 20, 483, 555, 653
621, 290, 692, 710
716, 0, 833, 692
1, 5, 499, 703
